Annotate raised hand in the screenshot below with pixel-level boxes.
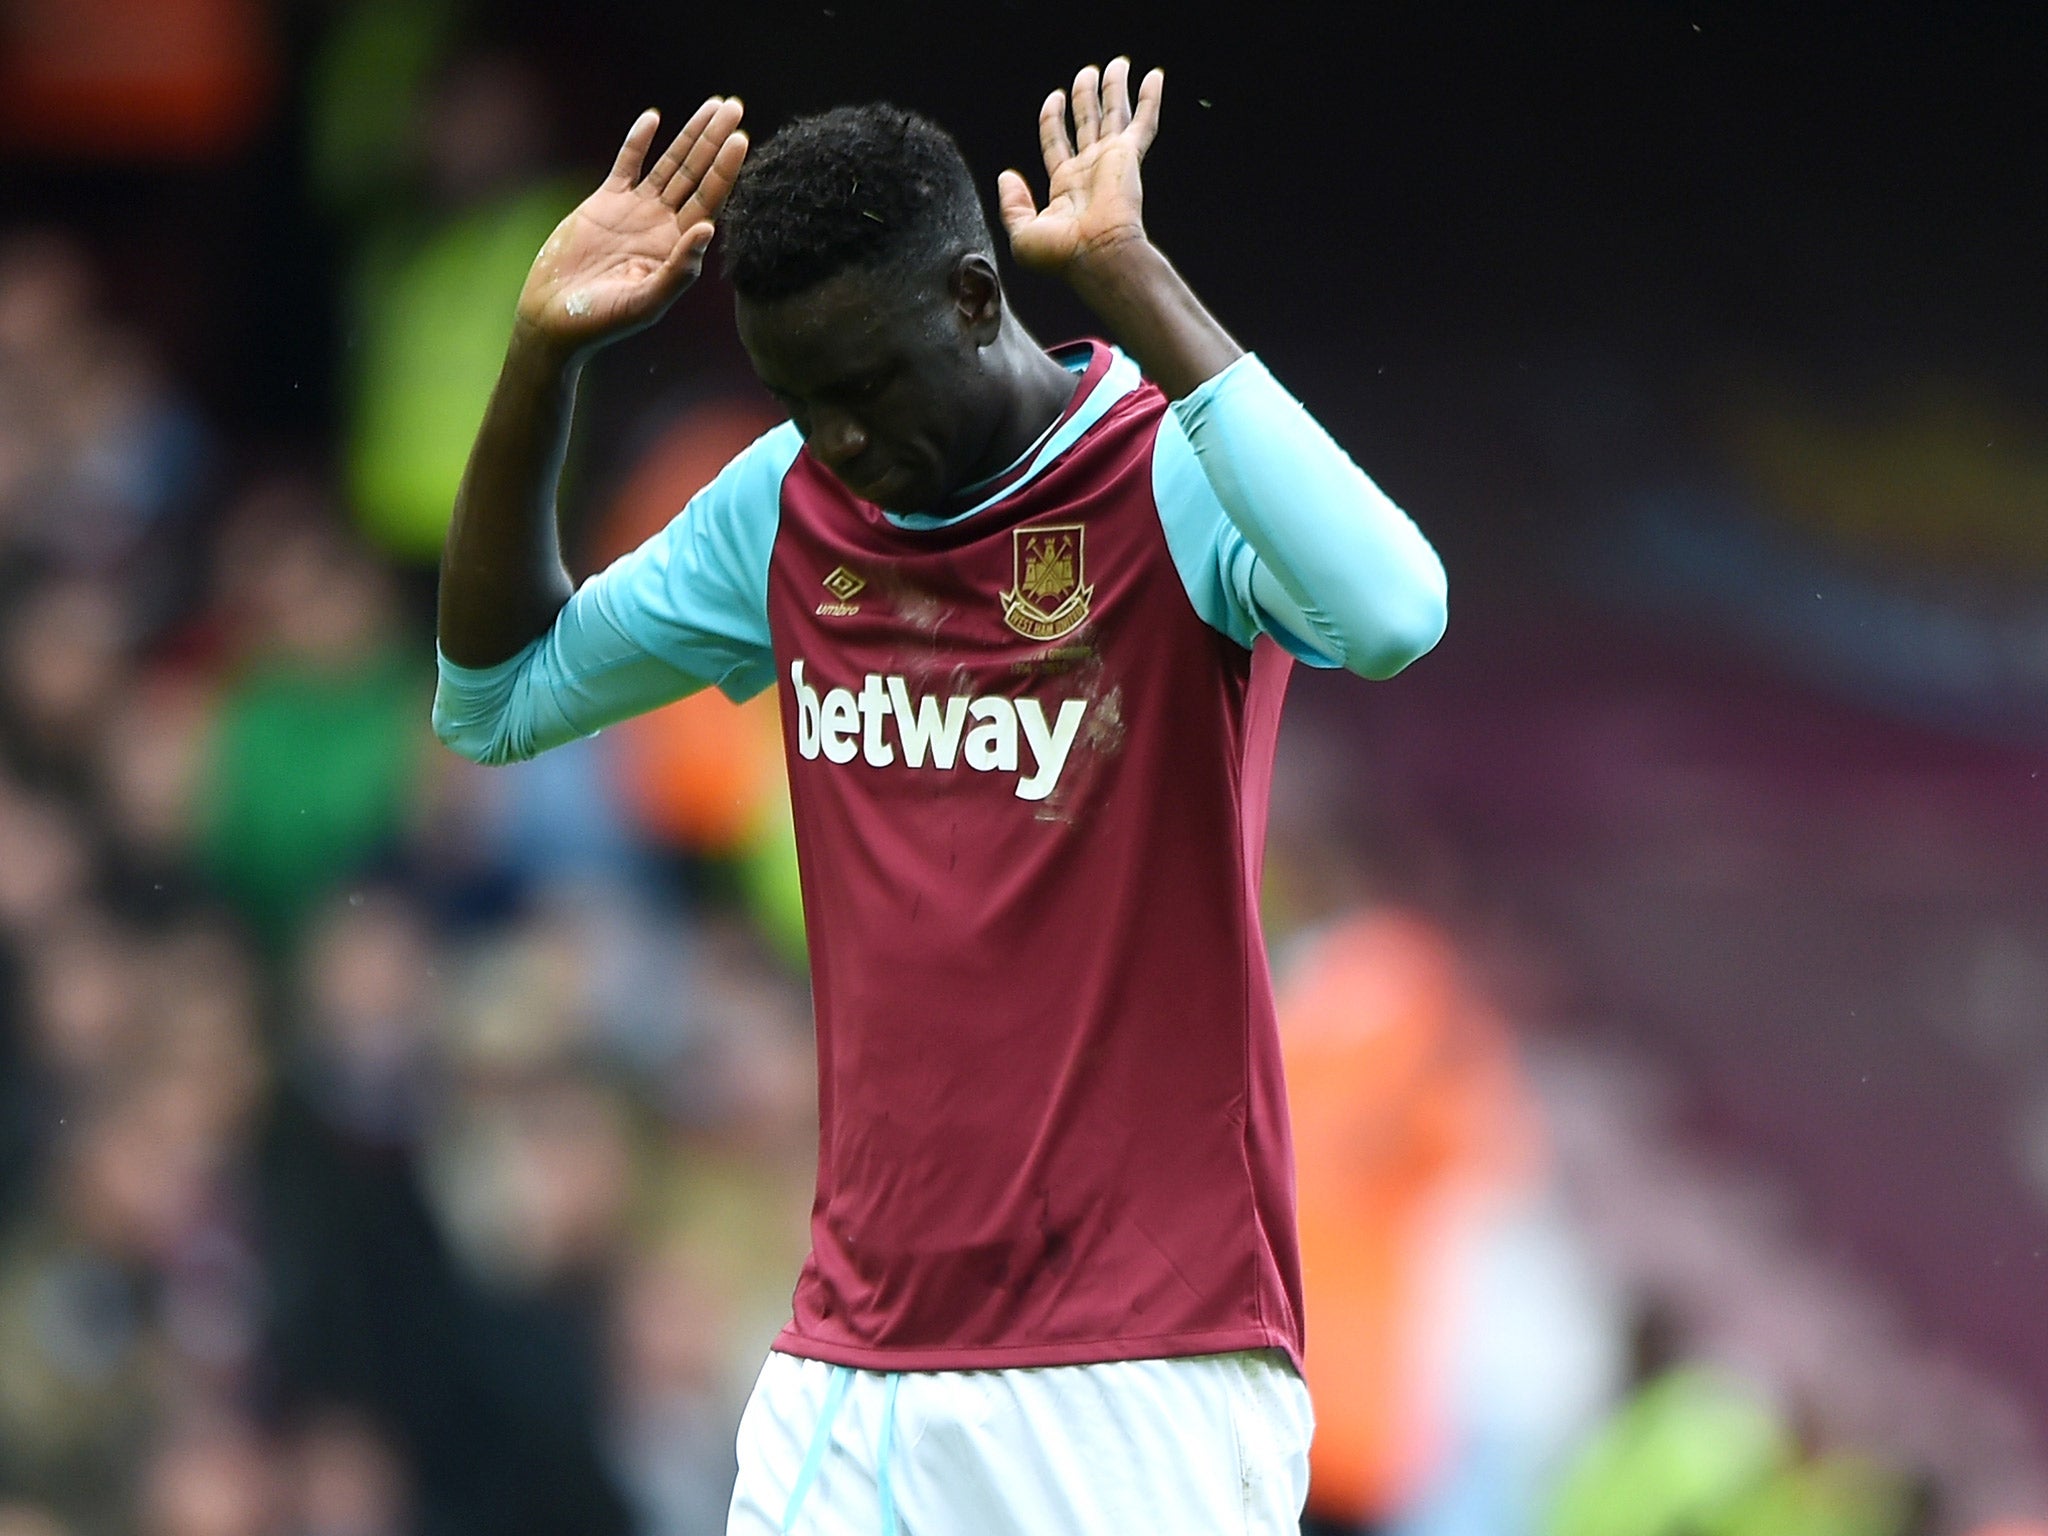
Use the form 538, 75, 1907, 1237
997, 58, 1164, 278
517, 98, 749, 352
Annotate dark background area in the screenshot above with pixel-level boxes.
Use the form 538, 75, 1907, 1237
18, 2, 2044, 476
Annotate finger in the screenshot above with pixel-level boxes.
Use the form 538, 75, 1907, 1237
663, 97, 746, 209
607, 109, 662, 187
1130, 67, 1164, 155
642, 96, 722, 196
995, 168, 1039, 239
675, 127, 749, 226
1102, 57, 1133, 135
1070, 64, 1102, 149
1037, 89, 1072, 172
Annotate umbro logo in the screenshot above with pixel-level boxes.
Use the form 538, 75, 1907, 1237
817, 566, 865, 617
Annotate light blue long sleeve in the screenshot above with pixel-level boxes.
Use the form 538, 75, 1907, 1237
1153, 354, 1447, 679
431, 423, 797, 765
430, 598, 703, 767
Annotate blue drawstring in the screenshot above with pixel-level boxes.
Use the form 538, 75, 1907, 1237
876, 1373, 902, 1536
780, 1367, 904, 1535
781, 1366, 852, 1533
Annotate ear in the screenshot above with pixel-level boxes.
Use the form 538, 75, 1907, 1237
948, 253, 1004, 345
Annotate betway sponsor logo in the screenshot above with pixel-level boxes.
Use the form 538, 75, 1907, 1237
789, 660, 1086, 802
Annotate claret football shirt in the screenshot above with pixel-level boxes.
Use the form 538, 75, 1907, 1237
435, 343, 1446, 1371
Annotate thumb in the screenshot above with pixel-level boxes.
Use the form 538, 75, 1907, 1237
995, 170, 1039, 240
655, 220, 717, 289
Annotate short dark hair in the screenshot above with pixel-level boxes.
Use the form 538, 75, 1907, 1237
720, 103, 994, 302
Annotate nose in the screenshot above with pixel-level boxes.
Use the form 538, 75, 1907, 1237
806, 407, 869, 472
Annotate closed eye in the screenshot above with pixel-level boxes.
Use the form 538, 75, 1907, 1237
822, 366, 897, 407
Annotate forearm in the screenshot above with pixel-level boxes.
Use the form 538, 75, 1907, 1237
1066, 240, 1242, 401
436, 322, 587, 668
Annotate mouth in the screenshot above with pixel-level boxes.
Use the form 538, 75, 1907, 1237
843, 462, 907, 507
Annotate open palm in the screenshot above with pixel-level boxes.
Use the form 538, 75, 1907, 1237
518, 98, 748, 349
998, 59, 1164, 276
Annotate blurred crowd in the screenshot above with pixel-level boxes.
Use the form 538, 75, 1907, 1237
1258, 747, 2048, 1536
2, 5, 2046, 1536
0, 217, 822, 1536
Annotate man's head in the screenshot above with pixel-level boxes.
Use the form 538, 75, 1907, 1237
721, 104, 1021, 510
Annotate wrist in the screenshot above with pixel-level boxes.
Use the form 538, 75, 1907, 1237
507, 316, 591, 382
1063, 235, 1168, 309
1061, 239, 1243, 400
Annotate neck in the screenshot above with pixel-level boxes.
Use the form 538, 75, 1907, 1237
963, 319, 1081, 486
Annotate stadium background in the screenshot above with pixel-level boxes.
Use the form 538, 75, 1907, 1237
1, 2, 2043, 1534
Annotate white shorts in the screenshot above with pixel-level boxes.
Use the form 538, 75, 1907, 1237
727, 1347, 1313, 1536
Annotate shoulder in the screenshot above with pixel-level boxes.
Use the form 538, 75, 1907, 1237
588, 421, 804, 644
1044, 345, 1170, 485
686, 420, 805, 531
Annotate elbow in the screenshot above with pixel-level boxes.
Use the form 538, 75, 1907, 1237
1349, 580, 1447, 681
431, 692, 532, 768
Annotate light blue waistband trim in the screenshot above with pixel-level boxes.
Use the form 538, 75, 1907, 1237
781, 1365, 852, 1533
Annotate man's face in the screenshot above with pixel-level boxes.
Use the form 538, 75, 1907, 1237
736, 263, 997, 512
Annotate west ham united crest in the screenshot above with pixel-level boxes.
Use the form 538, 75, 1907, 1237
1001, 523, 1093, 641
